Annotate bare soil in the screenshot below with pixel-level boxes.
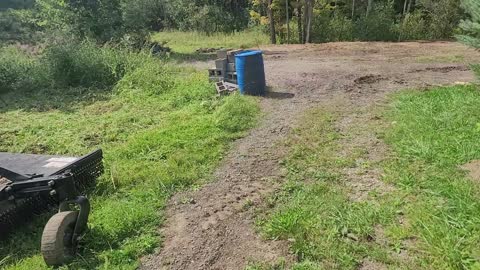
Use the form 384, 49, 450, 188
462, 160, 480, 183
142, 42, 479, 270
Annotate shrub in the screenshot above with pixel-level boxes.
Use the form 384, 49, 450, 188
418, 0, 463, 40
328, 15, 355, 42
354, 2, 397, 41
0, 46, 46, 94
312, 13, 354, 43
399, 11, 428, 41
42, 40, 132, 88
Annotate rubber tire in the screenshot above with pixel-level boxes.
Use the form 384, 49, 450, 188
41, 211, 78, 266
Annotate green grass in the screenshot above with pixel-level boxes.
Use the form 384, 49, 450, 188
151, 30, 269, 54
0, 53, 259, 268
382, 85, 480, 269
259, 85, 480, 270
258, 109, 399, 270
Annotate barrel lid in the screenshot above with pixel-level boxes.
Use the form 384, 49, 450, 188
235, 50, 263, 58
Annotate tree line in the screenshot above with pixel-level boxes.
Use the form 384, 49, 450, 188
0, 0, 476, 46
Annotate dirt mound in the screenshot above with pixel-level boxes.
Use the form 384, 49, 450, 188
354, 75, 386, 84
410, 65, 470, 73
425, 65, 469, 73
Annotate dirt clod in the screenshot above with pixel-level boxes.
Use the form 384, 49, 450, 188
354, 75, 386, 84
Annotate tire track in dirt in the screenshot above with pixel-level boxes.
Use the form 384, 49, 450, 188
142, 42, 479, 270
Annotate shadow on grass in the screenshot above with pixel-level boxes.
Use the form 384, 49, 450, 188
0, 213, 50, 267
0, 87, 112, 113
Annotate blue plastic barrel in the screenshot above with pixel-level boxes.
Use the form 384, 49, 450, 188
235, 50, 266, 96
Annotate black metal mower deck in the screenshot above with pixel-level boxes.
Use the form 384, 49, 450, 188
0, 149, 103, 266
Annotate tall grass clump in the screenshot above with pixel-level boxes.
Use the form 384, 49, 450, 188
42, 40, 135, 88
0, 46, 47, 94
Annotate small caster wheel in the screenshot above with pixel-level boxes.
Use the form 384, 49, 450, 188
41, 211, 78, 266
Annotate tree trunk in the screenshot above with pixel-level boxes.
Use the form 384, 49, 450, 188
403, 0, 408, 15
406, 0, 413, 13
304, 0, 313, 43
366, 0, 373, 17
267, 0, 277, 44
297, 6, 303, 43
352, 0, 355, 18
286, 0, 290, 44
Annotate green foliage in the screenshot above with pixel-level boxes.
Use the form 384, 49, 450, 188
0, 46, 47, 94
0, 0, 35, 10
457, 0, 480, 49
311, 13, 354, 43
42, 40, 134, 88
398, 11, 427, 40
355, 2, 397, 41
34, 0, 166, 46
0, 44, 260, 269
164, 0, 249, 33
416, 0, 463, 40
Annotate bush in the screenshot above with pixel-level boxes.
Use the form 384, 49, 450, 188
42, 40, 133, 88
0, 46, 46, 94
328, 15, 355, 42
418, 0, 463, 40
164, 0, 249, 33
354, 3, 397, 41
399, 11, 428, 41
311, 13, 354, 43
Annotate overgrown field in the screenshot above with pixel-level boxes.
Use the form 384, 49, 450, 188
0, 42, 259, 269
258, 85, 480, 269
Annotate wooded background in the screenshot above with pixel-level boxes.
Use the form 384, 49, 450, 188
0, 0, 473, 45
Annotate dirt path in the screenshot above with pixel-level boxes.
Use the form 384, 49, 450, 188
142, 42, 479, 270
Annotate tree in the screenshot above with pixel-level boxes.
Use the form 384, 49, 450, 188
457, 0, 480, 49
291, 1, 304, 43
267, 0, 277, 44
304, 0, 313, 43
